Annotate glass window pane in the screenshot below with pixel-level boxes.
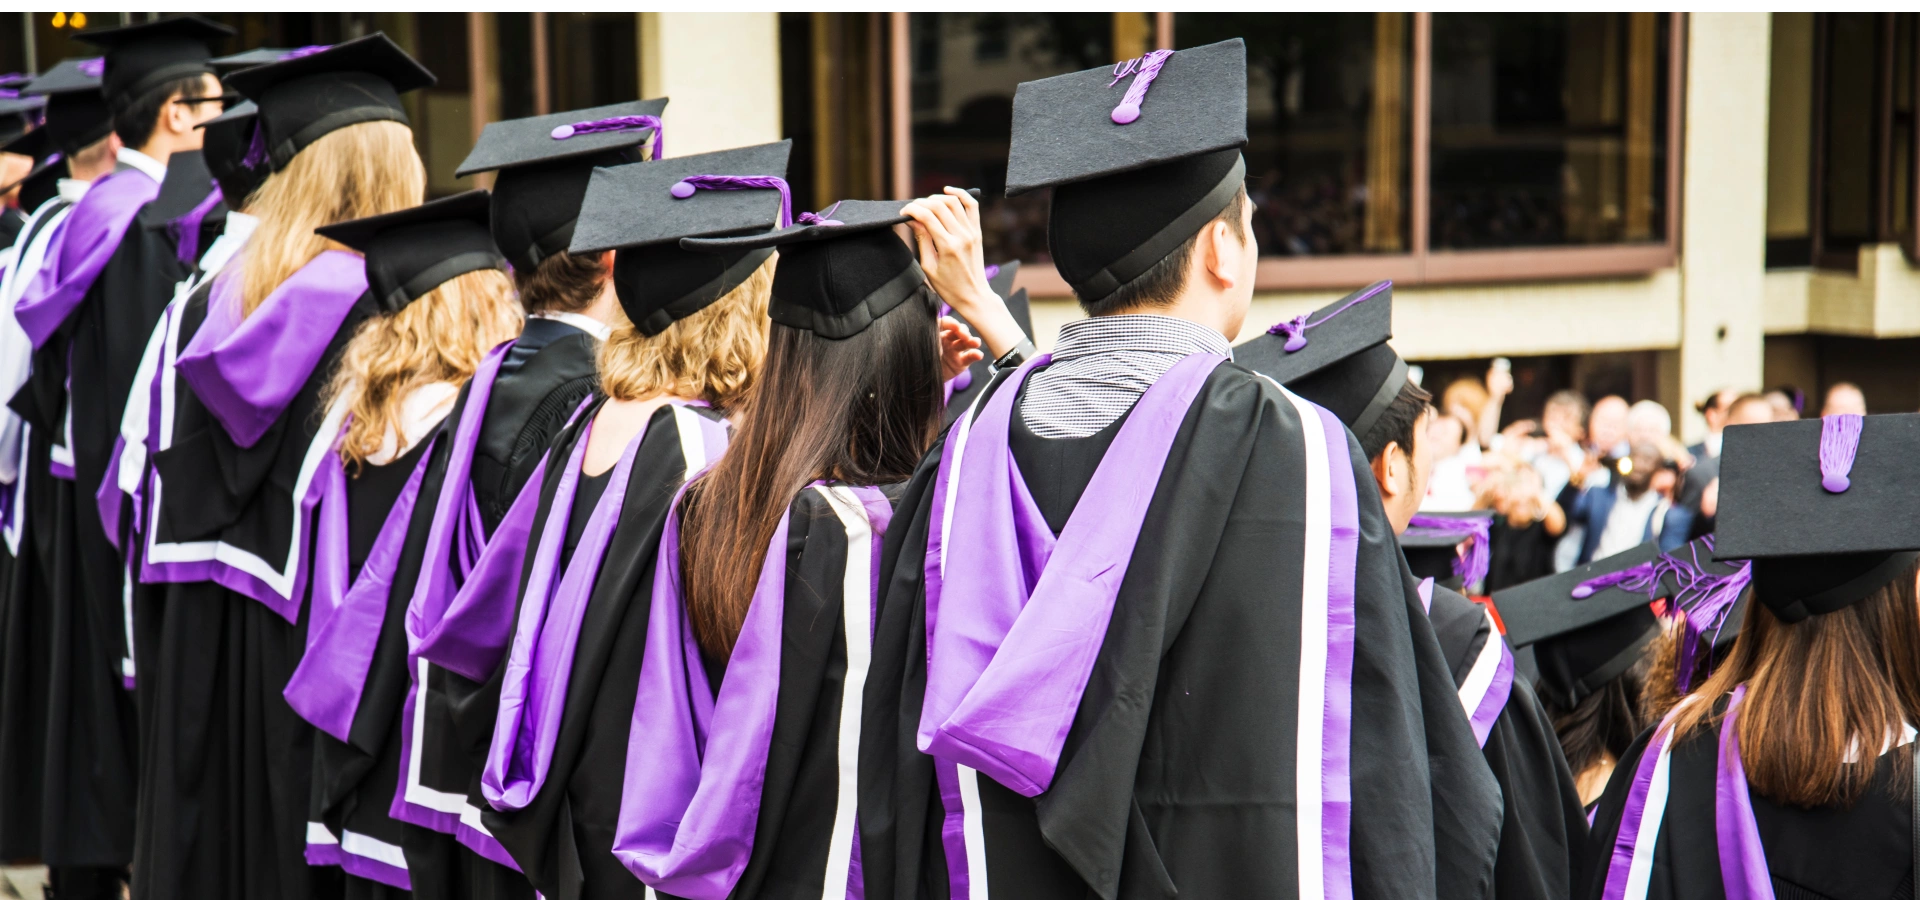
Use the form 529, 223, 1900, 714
1178, 13, 1412, 257
909, 13, 1124, 264
548, 12, 638, 113
1430, 13, 1670, 249
1821, 12, 1878, 251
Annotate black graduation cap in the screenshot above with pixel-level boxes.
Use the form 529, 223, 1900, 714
0, 128, 60, 212
198, 99, 266, 209
683, 192, 967, 340
570, 141, 791, 336
1495, 542, 1663, 707
459, 99, 671, 273
22, 59, 114, 157
73, 14, 232, 109
1402, 509, 1490, 591
0, 93, 46, 144
314, 190, 504, 314
223, 33, 435, 172
1714, 413, 1920, 621
1006, 39, 1248, 303
1237, 281, 1409, 448
209, 48, 301, 72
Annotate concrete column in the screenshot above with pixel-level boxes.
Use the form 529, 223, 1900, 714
639, 13, 783, 157
1678, 13, 1771, 442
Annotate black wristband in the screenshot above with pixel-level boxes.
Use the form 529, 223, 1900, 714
993, 339, 1036, 372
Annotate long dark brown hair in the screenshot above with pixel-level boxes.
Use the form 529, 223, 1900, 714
1545, 656, 1649, 781
677, 283, 943, 663
1668, 559, 1920, 807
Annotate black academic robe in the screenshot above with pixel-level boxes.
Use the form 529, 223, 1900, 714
1581, 700, 1915, 900
0, 193, 80, 864
861, 364, 1503, 900
1426, 581, 1590, 900
476, 398, 723, 900
398, 318, 595, 900
130, 277, 376, 900
6, 157, 200, 873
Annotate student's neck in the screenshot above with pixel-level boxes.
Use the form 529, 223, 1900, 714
132, 139, 176, 170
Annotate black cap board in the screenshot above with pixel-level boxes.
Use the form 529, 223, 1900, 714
223, 33, 434, 172
1495, 542, 1663, 707
1008, 39, 1248, 304
23, 59, 114, 156
0, 93, 46, 141
1714, 413, 1920, 621
314, 190, 504, 315
209, 48, 302, 72
198, 99, 267, 209
944, 261, 1032, 423
73, 14, 232, 108
677, 188, 981, 253
573, 141, 791, 336
456, 99, 668, 178
1236, 281, 1408, 449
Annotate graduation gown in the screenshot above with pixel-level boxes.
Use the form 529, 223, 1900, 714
130, 250, 377, 900
1425, 580, 1590, 900
602, 481, 895, 900
860, 358, 1503, 900
7, 155, 194, 870
391, 318, 597, 900
0, 187, 81, 862
469, 397, 726, 899
1582, 692, 1916, 900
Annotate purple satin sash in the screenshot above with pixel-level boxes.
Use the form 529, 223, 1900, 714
1465, 627, 1515, 749
284, 431, 436, 742
176, 251, 367, 448
1601, 688, 1775, 900
916, 352, 1225, 797
611, 483, 887, 900
412, 454, 549, 683
484, 402, 729, 811
15, 168, 158, 348
96, 439, 124, 548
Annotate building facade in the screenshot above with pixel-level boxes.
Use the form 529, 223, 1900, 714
7, 12, 1916, 438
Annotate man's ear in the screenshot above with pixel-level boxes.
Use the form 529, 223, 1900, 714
1370, 442, 1403, 497
1201, 218, 1242, 291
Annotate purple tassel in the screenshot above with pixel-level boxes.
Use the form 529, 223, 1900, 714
1818, 413, 1863, 493
669, 174, 793, 228
795, 200, 844, 227
1107, 49, 1173, 125
1266, 280, 1392, 353
1570, 536, 1752, 693
282, 45, 331, 60
241, 120, 269, 170
549, 115, 664, 157
77, 58, 105, 79
1406, 513, 1491, 590
44, 152, 60, 166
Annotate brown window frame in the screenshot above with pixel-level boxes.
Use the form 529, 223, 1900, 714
887, 11, 1689, 297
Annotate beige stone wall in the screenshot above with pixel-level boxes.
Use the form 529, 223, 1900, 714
1766, 244, 1920, 337
639, 13, 783, 157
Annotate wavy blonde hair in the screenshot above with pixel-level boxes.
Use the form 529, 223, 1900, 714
596, 256, 774, 410
236, 120, 425, 317
325, 268, 522, 467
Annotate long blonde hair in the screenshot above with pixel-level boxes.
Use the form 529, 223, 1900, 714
325, 268, 522, 467
236, 120, 425, 317
596, 256, 774, 410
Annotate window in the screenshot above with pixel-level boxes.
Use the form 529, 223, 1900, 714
780, 12, 890, 213
1810, 12, 1919, 268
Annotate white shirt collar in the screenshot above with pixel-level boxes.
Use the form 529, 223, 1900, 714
528, 310, 613, 342
116, 147, 168, 183
55, 179, 90, 202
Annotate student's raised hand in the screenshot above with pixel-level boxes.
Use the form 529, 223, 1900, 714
902, 187, 1026, 359
938, 316, 984, 382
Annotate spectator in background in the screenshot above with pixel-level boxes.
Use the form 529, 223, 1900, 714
1626, 399, 1690, 500
1688, 387, 1739, 459
1588, 395, 1630, 459
1476, 453, 1567, 591
1565, 441, 1692, 565
1420, 410, 1481, 511
1820, 381, 1867, 416
1683, 392, 1776, 538
1764, 385, 1804, 420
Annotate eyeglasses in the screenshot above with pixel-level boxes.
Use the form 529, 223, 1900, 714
171, 96, 227, 109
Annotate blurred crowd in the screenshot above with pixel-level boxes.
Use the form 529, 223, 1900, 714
1419, 367, 1872, 593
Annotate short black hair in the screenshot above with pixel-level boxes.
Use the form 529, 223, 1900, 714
112, 74, 209, 149
1363, 378, 1433, 463
1082, 186, 1247, 318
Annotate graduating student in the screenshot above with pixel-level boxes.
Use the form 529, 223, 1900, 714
0, 57, 118, 882
1243, 284, 1589, 899
0, 79, 44, 252
129, 34, 436, 900
861, 39, 1502, 900
430, 140, 787, 899
1495, 537, 1747, 811
393, 99, 668, 898
1584, 413, 1919, 900
285, 191, 520, 894
593, 192, 982, 900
